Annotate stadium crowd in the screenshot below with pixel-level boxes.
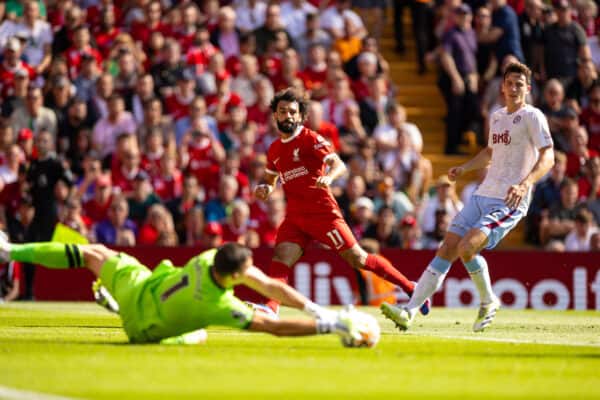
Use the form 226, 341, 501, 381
0, 0, 600, 299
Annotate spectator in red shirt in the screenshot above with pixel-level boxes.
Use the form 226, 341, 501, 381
247, 76, 275, 135
164, 68, 197, 122
566, 126, 599, 177
300, 43, 329, 100
65, 25, 103, 79
174, 3, 202, 53
86, 0, 122, 31
94, 7, 121, 59
272, 48, 304, 91
580, 83, 600, 152
138, 204, 178, 245
256, 194, 286, 247
578, 156, 600, 201
0, 38, 36, 99
16, 128, 34, 161
141, 127, 165, 177
206, 77, 243, 130
187, 26, 219, 75
112, 147, 142, 196
152, 152, 183, 202
222, 199, 253, 244
180, 117, 225, 189
201, 52, 231, 97
306, 100, 341, 151
220, 150, 251, 201
131, 0, 171, 47
83, 173, 114, 224
351, 52, 378, 101
200, 221, 224, 249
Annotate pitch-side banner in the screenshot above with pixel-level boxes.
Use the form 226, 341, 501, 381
33, 248, 600, 310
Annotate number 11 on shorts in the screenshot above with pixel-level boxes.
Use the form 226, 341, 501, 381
326, 229, 345, 249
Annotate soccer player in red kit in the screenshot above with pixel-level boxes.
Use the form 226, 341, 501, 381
254, 88, 429, 315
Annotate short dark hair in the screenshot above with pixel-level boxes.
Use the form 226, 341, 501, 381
560, 177, 577, 190
503, 61, 532, 84
270, 88, 308, 119
213, 243, 252, 276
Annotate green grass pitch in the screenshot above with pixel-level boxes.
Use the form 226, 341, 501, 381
0, 303, 599, 400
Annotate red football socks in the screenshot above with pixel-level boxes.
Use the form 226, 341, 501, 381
364, 254, 414, 295
265, 260, 291, 313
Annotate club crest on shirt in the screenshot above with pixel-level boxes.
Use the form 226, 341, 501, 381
513, 115, 521, 124
492, 130, 512, 145
293, 148, 300, 162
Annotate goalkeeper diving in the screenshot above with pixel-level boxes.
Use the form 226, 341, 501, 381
0, 233, 379, 347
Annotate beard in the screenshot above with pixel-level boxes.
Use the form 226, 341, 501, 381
276, 119, 299, 134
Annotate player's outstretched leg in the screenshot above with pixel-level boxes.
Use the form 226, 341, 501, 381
0, 237, 85, 269
463, 254, 501, 332
380, 256, 452, 331
343, 245, 428, 313
0, 235, 116, 281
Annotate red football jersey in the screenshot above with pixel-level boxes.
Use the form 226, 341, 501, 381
266, 126, 341, 215
152, 171, 183, 201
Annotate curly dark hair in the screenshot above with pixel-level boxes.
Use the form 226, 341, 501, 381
269, 87, 309, 119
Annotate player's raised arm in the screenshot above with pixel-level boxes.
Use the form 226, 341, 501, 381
448, 146, 493, 181
316, 154, 347, 188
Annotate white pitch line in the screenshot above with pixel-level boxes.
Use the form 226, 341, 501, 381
0, 385, 83, 400
415, 333, 600, 348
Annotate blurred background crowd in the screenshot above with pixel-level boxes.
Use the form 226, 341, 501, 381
0, 0, 599, 278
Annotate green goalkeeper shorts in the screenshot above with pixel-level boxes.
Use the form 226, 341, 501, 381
99, 252, 153, 342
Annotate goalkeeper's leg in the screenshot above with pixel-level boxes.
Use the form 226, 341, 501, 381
0, 235, 117, 279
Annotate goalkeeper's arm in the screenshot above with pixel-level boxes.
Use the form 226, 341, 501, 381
241, 266, 335, 320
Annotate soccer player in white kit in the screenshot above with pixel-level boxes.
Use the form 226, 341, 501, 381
381, 62, 555, 332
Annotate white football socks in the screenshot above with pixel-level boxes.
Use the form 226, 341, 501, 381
405, 266, 447, 317
469, 266, 495, 304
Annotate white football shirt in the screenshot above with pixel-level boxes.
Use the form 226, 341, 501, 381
475, 104, 553, 208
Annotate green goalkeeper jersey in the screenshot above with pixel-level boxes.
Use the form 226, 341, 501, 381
103, 249, 254, 342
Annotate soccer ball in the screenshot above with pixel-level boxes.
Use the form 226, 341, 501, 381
340, 310, 381, 348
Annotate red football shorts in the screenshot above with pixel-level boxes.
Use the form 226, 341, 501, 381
275, 213, 357, 251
